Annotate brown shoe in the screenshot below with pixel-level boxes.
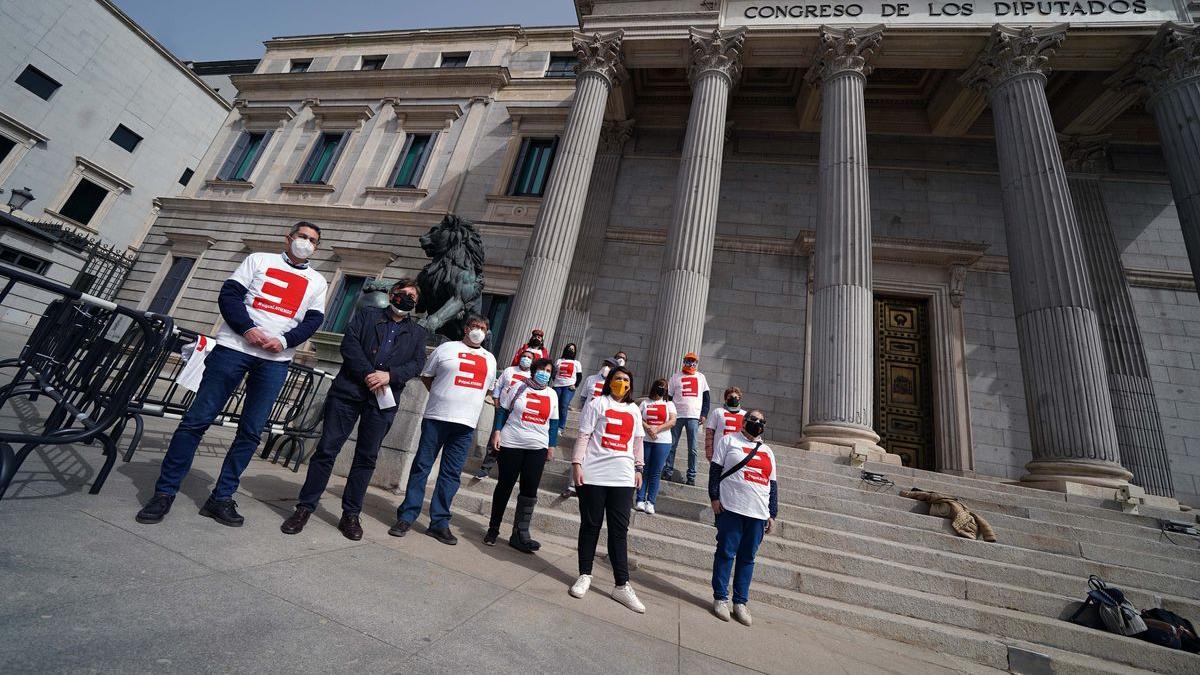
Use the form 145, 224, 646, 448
280, 506, 312, 535
338, 513, 363, 541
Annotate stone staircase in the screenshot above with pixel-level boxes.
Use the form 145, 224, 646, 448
453, 430, 1200, 674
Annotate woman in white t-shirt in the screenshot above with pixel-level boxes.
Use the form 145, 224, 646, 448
549, 343, 582, 447
635, 378, 677, 514
708, 410, 778, 627
474, 349, 537, 480
705, 386, 746, 461
568, 366, 647, 614
484, 358, 558, 552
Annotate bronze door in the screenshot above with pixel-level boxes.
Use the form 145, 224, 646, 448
873, 296, 935, 471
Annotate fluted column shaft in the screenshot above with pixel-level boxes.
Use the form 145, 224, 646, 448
499, 32, 624, 362
556, 120, 632, 351
1064, 149, 1174, 496
799, 26, 890, 456
645, 28, 745, 386
964, 26, 1128, 489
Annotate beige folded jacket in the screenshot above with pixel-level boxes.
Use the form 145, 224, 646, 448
900, 488, 997, 543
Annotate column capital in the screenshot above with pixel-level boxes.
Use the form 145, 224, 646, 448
1057, 133, 1110, 174
1113, 22, 1200, 101
961, 24, 1066, 94
687, 26, 747, 87
805, 25, 884, 84
572, 30, 627, 87
597, 118, 635, 155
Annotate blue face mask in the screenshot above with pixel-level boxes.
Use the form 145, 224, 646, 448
533, 371, 551, 386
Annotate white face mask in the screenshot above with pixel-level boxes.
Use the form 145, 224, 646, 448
616, 358, 626, 367
289, 237, 315, 260
600, 365, 611, 377
467, 328, 486, 346
519, 357, 532, 370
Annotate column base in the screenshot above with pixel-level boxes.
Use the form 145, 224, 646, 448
798, 423, 903, 466
1019, 458, 1132, 492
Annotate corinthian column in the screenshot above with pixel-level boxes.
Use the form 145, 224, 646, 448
962, 25, 1129, 490
556, 119, 635, 350
499, 31, 625, 361
1118, 22, 1200, 295
1060, 135, 1175, 498
645, 27, 746, 387
798, 25, 895, 462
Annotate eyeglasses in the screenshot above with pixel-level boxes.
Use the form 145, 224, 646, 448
292, 232, 318, 243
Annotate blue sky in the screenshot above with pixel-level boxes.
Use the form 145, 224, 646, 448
113, 0, 579, 61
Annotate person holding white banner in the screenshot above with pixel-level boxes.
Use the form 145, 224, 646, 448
282, 279, 427, 540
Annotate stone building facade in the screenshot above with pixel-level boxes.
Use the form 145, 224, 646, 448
120, 2, 1200, 507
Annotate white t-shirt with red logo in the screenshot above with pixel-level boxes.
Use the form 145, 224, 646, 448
421, 340, 497, 428
581, 373, 606, 402
712, 431, 777, 521
551, 358, 582, 388
578, 396, 645, 487
640, 399, 677, 444
216, 252, 328, 362
493, 365, 531, 399
498, 382, 559, 449
668, 371, 710, 419
706, 407, 746, 439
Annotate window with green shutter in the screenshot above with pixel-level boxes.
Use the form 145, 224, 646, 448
298, 132, 349, 184
507, 137, 558, 197
390, 133, 436, 188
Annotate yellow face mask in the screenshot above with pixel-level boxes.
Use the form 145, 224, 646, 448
609, 380, 630, 398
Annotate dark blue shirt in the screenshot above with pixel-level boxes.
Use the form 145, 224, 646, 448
375, 316, 405, 369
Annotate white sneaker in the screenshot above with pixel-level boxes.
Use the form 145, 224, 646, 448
635, 501, 646, 512
612, 583, 646, 613
569, 574, 592, 599
645, 503, 656, 515
732, 603, 752, 626
713, 599, 731, 621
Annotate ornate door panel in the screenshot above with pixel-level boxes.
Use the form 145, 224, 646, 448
873, 296, 935, 471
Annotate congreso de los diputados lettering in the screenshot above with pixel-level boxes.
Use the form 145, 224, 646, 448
123, 0, 1200, 511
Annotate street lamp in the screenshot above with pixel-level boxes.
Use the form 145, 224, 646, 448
6, 187, 34, 211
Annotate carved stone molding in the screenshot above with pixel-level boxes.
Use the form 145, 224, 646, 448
961, 24, 1066, 94
572, 30, 626, 87
1058, 134, 1110, 174
805, 25, 884, 84
688, 27, 747, 87
232, 100, 295, 130
1114, 22, 1200, 100
949, 264, 967, 308
597, 118, 635, 155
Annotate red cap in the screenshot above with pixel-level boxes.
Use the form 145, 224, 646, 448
532, 329, 544, 336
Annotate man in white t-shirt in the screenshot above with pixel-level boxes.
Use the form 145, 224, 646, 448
390, 314, 497, 545
708, 410, 777, 626
663, 352, 711, 486
578, 357, 617, 409
705, 386, 746, 461
137, 222, 328, 527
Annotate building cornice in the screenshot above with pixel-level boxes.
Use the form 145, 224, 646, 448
0, 111, 49, 144
95, 0, 231, 110
232, 101, 296, 129
231, 67, 512, 98
154, 196, 446, 228
264, 25, 575, 50
76, 156, 133, 191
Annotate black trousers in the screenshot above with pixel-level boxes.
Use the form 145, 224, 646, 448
577, 484, 635, 585
488, 447, 546, 530
297, 395, 397, 516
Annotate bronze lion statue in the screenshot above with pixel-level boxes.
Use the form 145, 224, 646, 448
415, 214, 485, 340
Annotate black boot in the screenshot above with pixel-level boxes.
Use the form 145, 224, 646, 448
508, 495, 541, 553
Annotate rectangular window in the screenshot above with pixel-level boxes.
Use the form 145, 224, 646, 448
58, 178, 108, 225
480, 293, 511, 355
0, 245, 50, 274
217, 131, 270, 182
178, 167, 194, 186
389, 132, 436, 188
289, 59, 312, 73
297, 132, 348, 184
545, 56, 576, 78
439, 53, 469, 68
323, 274, 368, 333
360, 56, 385, 71
109, 124, 142, 152
0, 136, 15, 163
15, 65, 60, 100
507, 137, 558, 197
147, 256, 196, 314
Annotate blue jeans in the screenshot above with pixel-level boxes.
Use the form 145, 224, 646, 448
636, 441, 671, 504
154, 345, 290, 501
712, 509, 766, 605
548, 386, 575, 447
665, 417, 699, 481
398, 418, 475, 529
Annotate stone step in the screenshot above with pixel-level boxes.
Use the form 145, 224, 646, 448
534, 457, 1200, 580
451, 480, 1198, 674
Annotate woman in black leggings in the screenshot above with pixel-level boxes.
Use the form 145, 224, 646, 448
485, 358, 558, 552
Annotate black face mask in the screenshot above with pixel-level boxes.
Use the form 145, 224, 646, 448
564, 349, 576, 358
529, 337, 542, 348
391, 295, 417, 312
726, 397, 741, 408
651, 385, 667, 398
744, 418, 765, 437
